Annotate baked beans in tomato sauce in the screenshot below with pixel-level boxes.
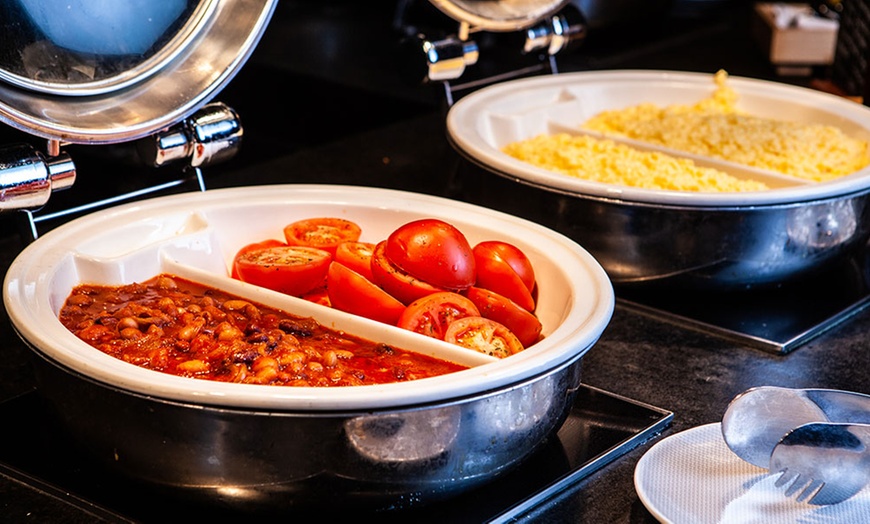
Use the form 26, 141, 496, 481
58, 274, 467, 387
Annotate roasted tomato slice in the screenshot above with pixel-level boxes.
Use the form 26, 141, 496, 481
473, 241, 535, 291
397, 291, 480, 340
230, 239, 287, 279
384, 218, 476, 290
444, 317, 524, 358
370, 241, 444, 305
283, 217, 362, 256
465, 287, 543, 348
234, 245, 332, 297
334, 241, 376, 282
472, 241, 536, 312
326, 262, 406, 325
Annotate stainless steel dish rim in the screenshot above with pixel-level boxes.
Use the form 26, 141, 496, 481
446, 69, 870, 208
0, 0, 276, 144
3, 184, 614, 411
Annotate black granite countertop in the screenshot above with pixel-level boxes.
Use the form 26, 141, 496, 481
2, 1, 869, 522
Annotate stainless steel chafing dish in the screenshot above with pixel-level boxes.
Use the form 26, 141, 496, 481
1, 0, 617, 512
446, 70, 870, 290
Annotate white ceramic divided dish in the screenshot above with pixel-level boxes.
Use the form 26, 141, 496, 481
3, 184, 614, 411
447, 70, 870, 207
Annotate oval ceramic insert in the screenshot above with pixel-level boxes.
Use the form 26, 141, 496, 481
446, 70, 870, 207
5, 185, 613, 411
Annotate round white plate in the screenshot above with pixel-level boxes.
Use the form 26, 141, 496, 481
447, 70, 870, 207
634, 423, 870, 523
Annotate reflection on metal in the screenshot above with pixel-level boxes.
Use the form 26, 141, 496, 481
0, 142, 75, 211
0, 0, 215, 96
524, 8, 587, 55
138, 102, 243, 169
787, 198, 858, 250
418, 34, 480, 82
345, 407, 462, 464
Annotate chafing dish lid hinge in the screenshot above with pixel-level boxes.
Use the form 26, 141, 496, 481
138, 102, 243, 169
0, 142, 75, 212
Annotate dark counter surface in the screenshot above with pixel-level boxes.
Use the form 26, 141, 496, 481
2, 2, 869, 522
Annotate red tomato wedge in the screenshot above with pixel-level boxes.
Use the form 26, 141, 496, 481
397, 291, 480, 340
234, 245, 332, 297
283, 218, 362, 256
384, 219, 476, 290
326, 262, 405, 325
472, 242, 536, 312
230, 239, 287, 279
371, 241, 444, 305
465, 287, 543, 348
334, 241, 376, 282
473, 241, 535, 292
444, 317, 524, 358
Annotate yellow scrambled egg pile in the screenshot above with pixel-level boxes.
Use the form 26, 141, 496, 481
501, 70, 870, 191
502, 133, 769, 192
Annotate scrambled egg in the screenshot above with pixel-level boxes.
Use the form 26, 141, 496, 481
581, 70, 870, 183
502, 133, 769, 192
501, 70, 870, 191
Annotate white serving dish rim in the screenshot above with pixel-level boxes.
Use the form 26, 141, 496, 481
3, 184, 614, 411
446, 69, 870, 208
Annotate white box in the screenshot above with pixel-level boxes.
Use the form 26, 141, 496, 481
752, 3, 839, 65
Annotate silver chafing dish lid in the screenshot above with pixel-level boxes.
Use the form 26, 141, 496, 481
0, 0, 276, 144
428, 0, 571, 31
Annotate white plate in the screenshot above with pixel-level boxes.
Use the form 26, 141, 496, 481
446, 70, 870, 207
634, 423, 870, 523
3, 184, 614, 411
